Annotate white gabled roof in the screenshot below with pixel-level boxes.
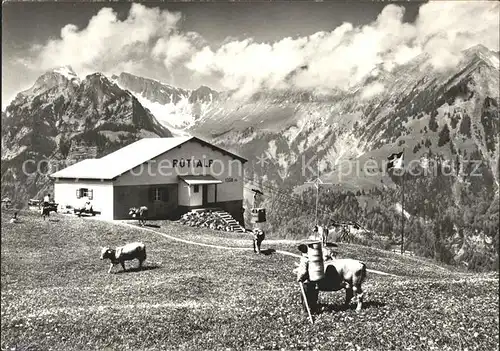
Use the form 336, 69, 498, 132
179, 175, 223, 185
96, 137, 191, 178
50, 159, 105, 180
50, 136, 247, 180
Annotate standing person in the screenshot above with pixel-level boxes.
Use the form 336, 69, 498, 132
84, 200, 93, 212
43, 194, 51, 207
252, 228, 265, 254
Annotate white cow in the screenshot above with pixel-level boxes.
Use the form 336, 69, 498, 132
100, 242, 147, 273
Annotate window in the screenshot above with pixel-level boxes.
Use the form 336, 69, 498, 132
154, 188, 161, 201
193, 185, 200, 193
76, 188, 93, 200
151, 187, 169, 202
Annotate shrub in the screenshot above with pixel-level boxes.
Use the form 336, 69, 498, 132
429, 110, 439, 132
438, 124, 451, 147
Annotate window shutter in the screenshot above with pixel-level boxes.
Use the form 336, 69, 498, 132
88, 189, 93, 200
149, 188, 155, 202
76, 189, 81, 199
162, 188, 169, 202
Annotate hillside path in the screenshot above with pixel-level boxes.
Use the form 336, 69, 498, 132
105, 219, 399, 277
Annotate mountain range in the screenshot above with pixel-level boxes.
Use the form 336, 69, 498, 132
3, 44, 498, 196
1, 44, 498, 268
112, 45, 499, 193
1, 67, 171, 202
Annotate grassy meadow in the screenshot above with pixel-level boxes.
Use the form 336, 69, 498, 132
1, 210, 498, 350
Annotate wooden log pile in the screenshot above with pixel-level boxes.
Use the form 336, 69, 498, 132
179, 211, 232, 231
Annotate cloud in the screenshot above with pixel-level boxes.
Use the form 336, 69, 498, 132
152, 32, 205, 69
25, 4, 182, 76
22, 1, 500, 99
185, 1, 499, 97
186, 36, 310, 96
415, 1, 500, 70
360, 82, 385, 101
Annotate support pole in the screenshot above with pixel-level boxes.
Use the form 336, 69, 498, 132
305, 162, 332, 230
298, 282, 314, 324
401, 173, 405, 255
315, 183, 319, 226
401, 151, 405, 256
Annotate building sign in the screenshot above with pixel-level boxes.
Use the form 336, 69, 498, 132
172, 159, 214, 167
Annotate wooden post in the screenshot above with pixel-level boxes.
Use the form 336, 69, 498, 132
401, 148, 405, 256
401, 170, 405, 255
299, 282, 314, 325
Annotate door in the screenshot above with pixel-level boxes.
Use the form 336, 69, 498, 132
202, 185, 208, 206
207, 184, 216, 204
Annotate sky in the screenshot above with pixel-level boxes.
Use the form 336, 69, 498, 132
2, 1, 499, 106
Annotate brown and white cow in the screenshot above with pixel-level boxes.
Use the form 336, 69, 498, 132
100, 242, 147, 273
295, 244, 367, 313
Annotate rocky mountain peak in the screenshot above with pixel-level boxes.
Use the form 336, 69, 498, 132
1, 67, 172, 205
463, 44, 494, 56
17, 66, 80, 101
52, 66, 79, 81
464, 44, 499, 69
189, 85, 219, 103
82, 72, 127, 99
112, 72, 191, 105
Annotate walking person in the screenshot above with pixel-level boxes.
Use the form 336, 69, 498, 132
252, 228, 265, 254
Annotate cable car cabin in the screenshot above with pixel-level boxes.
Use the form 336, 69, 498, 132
251, 207, 266, 223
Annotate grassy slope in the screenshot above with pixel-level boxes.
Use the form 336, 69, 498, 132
1, 210, 498, 351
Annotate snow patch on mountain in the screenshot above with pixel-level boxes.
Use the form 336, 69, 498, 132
53, 66, 80, 82
477, 49, 499, 70
2, 145, 27, 160
282, 111, 312, 145
276, 155, 292, 179
263, 140, 295, 179
110, 72, 221, 133
361, 82, 385, 100
268, 140, 277, 159
109, 76, 190, 134
329, 133, 364, 165
297, 139, 307, 154
304, 125, 330, 153
135, 93, 196, 130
